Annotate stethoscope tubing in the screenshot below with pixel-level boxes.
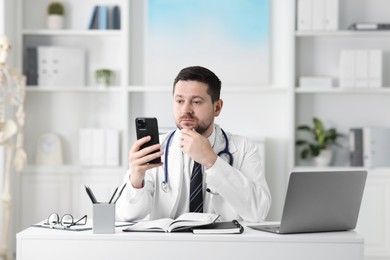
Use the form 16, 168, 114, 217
161, 128, 232, 193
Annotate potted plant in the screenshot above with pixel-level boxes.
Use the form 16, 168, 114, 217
47, 2, 65, 29
296, 117, 344, 166
95, 69, 114, 87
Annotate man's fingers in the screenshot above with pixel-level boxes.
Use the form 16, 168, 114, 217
180, 128, 198, 137
130, 136, 151, 153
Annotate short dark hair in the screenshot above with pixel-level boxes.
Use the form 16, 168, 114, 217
173, 66, 221, 103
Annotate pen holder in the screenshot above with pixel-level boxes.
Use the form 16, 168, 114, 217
93, 203, 115, 234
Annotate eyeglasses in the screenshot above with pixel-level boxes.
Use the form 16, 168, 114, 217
44, 213, 87, 229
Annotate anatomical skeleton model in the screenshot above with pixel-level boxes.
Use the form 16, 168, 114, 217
0, 35, 26, 260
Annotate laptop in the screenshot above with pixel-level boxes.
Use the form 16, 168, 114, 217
248, 170, 367, 234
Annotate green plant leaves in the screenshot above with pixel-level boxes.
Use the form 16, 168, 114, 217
296, 117, 343, 159
48, 2, 64, 15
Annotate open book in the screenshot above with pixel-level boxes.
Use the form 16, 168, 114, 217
123, 213, 219, 233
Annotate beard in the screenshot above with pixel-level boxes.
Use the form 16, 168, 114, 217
175, 114, 213, 135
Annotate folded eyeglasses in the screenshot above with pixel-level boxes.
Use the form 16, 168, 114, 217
44, 213, 87, 229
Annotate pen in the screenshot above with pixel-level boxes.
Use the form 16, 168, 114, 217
84, 185, 98, 204
113, 183, 127, 204
108, 186, 118, 204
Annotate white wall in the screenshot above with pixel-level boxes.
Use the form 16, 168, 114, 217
130, 0, 294, 220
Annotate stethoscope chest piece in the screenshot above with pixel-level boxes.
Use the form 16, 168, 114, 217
161, 181, 170, 193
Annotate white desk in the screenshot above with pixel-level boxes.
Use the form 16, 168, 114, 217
17, 223, 364, 260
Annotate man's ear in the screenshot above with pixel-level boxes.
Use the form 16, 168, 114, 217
214, 99, 223, 116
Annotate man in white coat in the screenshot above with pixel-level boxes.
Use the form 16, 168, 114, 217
116, 66, 271, 222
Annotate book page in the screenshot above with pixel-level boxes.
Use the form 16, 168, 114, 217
124, 218, 173, 232
168, 213, 219, 232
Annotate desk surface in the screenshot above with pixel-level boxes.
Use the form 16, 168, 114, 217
17, 223, 364, 260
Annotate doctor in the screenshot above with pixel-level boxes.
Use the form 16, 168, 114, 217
116, 66, 271, 222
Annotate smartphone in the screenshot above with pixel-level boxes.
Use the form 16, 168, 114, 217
135, 117, 161, 164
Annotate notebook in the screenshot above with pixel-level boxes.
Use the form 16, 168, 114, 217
248, 170, 367, 234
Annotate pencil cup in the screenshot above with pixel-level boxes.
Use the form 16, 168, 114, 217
93, 203, 115, 234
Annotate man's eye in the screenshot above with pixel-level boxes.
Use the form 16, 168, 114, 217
176, 100, 184, 104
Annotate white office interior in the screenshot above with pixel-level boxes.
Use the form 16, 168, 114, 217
0, 0, 389, 259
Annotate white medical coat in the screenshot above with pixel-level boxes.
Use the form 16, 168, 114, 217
116, 125, 271, 222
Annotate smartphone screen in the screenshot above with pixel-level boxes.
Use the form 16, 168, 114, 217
135, 117, 161, 164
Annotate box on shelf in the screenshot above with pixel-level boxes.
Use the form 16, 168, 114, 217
37, 46, 86, 87
299, 76, 333, 88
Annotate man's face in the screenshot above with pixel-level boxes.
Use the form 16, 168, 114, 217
173, 80, 222, 137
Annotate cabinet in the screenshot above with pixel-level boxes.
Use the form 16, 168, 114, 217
293, 0, 390, 259
17, 166, 123, 230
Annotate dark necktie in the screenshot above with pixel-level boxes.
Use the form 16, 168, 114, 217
190, 161, 203, 212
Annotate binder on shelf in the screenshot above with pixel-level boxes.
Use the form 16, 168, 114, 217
79, 128, 120, 167
339, 49, 383, 89
312, 0, 325, 31
112, 5, 121, 30
368, 49, 382, 88
363, 127, 390, 168
79, 128, 93, 166
105, 128, 120, 166
98, 5, 108, 30
324, 0, 339, 30
355, 50, 369, 88
89, 5, 120, 30
339, 50, 355, 88
24, 47, 38, 86
92, 129, 105, 166
88, 5, 99, 29
297, 0, 339, 31
297, 0, 312, 31
349, 128, 363, 167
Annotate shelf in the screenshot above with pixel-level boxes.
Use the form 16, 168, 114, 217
23, 165, 125, 174
22, 29, 123, 37
127, 85, 288, 93
295, 30, 390, 37
26, 86, 289, 93
293, 166, 390, 175
26, 86, 125, 92
295, 88, 390, 94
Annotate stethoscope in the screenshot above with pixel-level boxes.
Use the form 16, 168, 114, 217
161, 128, 233, 193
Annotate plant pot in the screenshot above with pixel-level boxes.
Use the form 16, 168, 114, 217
314, 149, 333, 167
47, 15, 64, 29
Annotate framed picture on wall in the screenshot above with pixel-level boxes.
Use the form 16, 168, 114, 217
145, 0, 270, 86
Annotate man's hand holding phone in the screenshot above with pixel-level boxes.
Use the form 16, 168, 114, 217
130, 118, 163, 188
129, 136, 163, 189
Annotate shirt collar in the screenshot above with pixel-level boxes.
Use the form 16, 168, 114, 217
208, 125, 216, 147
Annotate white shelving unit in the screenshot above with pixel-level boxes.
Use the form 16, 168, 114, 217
13, 0, 131, 243
293, 0, 390, 259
